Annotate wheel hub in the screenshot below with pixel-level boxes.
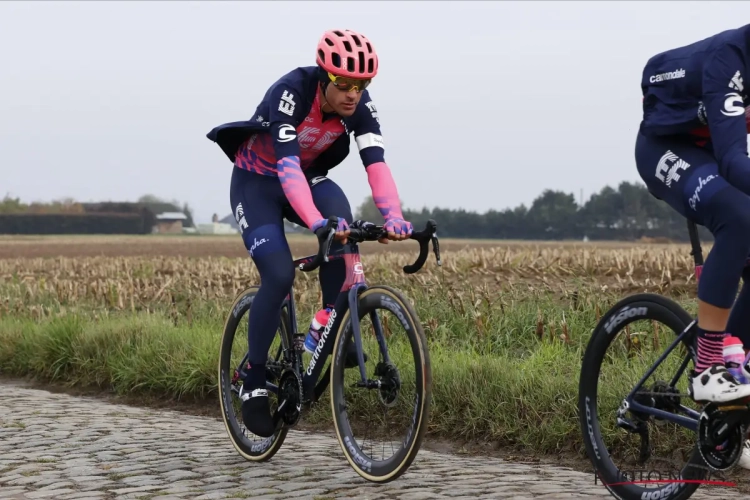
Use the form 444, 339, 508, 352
651, 381, 682, 417
374, 362, 401, 407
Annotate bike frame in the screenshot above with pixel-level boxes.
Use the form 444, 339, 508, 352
289, 242, 386, 403
232, 240, 389, 404
615, 220, 705, 432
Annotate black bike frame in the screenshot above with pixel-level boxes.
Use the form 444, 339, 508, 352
616, 220, 705, 432
291, 246, 375, 402
230, 251, 383, 403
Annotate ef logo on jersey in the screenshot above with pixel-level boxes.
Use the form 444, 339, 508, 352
655, 150, 691, 188
278, 90, 296, 117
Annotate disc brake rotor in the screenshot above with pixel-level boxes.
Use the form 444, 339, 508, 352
374, 362, 400, 407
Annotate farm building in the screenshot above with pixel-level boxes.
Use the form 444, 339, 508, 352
154, 212, 188, 234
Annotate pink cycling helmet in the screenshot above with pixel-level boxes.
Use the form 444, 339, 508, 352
316, 29, 378, 79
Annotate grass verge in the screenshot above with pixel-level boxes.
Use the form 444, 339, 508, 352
0, 286, 699, 458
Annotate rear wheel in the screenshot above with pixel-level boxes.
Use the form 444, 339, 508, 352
578, 293, 707, 500
330, 285, 431, 483
218, 286, 291, 461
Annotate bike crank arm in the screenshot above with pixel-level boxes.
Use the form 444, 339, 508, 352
271, 399, 288, 428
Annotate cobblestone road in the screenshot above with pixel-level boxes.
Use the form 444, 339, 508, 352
0, 383, 741, 499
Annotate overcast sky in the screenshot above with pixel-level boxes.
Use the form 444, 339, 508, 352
2, 2, 750, 223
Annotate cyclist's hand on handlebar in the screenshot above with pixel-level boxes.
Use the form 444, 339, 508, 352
312, 217, 350, 244
380, 218, 413, 244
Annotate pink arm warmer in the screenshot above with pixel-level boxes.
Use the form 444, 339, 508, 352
367, 161, 404, 220
277, 156, 322, 229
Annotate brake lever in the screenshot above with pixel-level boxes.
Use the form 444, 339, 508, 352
322, 215, 338, 263
300, 216, 338, 272
431, 232, 442, 267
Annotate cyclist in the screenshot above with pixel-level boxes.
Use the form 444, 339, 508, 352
206, 29, 413, 437
636, 24, 750, 406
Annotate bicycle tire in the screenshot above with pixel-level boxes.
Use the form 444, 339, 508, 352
330, 285, 432, 483
579, 292, 706, 500
218, 286, 291, 462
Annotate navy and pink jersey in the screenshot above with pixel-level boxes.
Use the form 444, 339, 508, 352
639, 24, 750, 174
207, 65, 405, 232
213, 66, 385, 177
237, 90, 348, 175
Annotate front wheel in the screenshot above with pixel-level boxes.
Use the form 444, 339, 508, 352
330, 285, 432, 483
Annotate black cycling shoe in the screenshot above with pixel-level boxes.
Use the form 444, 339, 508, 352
239, 386, 275, 438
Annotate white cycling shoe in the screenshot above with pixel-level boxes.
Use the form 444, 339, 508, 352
739, 440, 750, 470
691, 364, 750, 469
690, 364, 750, 402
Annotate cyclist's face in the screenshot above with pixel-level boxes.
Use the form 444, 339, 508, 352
324, 84, 362, 117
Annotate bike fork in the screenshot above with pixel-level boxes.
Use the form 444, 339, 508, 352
348, 284, 394, 388
348, 284, 369, 382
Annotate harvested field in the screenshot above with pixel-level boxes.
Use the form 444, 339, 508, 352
0, 233, 695, 259
0, 234, 705, 309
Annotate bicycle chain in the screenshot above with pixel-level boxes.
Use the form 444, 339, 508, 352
631, 390, 692, 398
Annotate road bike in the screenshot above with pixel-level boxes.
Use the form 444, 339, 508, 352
218, 216, 441, 483
579, 219, 750, 500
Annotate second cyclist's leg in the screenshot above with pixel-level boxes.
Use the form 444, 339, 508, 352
635, 130, 750, 402
230, 167, 296, 437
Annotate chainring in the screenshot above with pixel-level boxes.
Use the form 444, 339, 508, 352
697, 403, 746, 471
278, 369, 302, 426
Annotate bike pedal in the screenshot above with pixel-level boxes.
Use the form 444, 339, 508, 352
717, 404, 750, 412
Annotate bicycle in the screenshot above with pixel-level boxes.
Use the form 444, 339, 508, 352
579, 219, 750, 500
218, 216, 441, 483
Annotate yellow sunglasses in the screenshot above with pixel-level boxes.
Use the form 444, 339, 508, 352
328, 72, 371, 93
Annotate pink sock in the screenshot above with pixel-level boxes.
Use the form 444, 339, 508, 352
696, 330, 727, 372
